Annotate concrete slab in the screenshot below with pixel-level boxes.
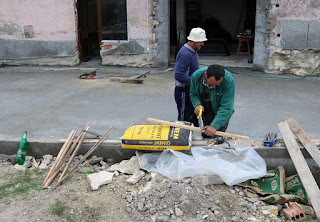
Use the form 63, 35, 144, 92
1, 63, 320, 182
1, 63, 320, 139
308, 21, 320, 49
281, 20, 308, 49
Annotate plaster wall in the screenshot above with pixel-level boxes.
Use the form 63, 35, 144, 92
0, 0, 76, 41
0, 0, 79, 65
253, 0, 270, 72
152, 0, 170, 67
266, 0, 320, 76
128, 0, 153, 41
101, 0, 169, 68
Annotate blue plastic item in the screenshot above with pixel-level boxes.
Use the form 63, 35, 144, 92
263, 139, 277, 147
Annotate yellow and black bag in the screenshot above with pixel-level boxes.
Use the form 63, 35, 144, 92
121, 121, 192, 151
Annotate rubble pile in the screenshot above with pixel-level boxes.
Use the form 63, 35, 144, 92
102, 156, 285, 222
1, 153, 316, 222
108, 170, 284, 222
0, 154, 110, 172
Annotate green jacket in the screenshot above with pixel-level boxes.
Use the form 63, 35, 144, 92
190, 67, 235, 130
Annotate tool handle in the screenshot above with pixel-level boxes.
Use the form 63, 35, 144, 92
197, 105, 203, 119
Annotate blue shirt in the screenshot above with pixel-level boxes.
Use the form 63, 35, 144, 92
174, 44, 199, 87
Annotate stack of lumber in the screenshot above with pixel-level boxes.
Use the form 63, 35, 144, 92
42, 123, 113, 189
277, 118, 320, 221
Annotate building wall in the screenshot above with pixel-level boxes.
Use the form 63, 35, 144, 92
0, 0, 79, 66
253, 0, 270, 72
266, 0, 320, 76
0, 0, 169, 68
100, 0, 169, 68
2, 0, 318, 73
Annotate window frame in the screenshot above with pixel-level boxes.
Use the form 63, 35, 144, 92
97, 0, 129, 43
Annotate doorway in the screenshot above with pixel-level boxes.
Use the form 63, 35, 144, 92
77, 0, 100, 62
170, 0, 256, 65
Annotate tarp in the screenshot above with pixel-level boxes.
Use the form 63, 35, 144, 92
137, 146, 267, 186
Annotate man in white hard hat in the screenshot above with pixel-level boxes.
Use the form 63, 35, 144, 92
174, 27, 207, 126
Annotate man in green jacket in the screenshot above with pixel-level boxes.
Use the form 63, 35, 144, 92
190, 64, 235, 138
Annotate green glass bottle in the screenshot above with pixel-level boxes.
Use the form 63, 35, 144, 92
15, 131, 29, 165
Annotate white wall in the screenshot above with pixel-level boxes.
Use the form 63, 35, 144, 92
0, 0, 77, 41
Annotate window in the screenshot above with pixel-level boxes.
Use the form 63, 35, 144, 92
101, 0, 128, 40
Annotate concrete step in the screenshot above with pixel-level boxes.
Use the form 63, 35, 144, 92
1, 138, 319, 184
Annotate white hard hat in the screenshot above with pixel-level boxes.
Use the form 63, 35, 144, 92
187, 27, 207, 42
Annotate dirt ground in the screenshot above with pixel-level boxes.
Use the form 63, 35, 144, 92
0, 157, 316, 222
0, 161, 130, 222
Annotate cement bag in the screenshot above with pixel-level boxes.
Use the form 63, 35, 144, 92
239, 166, 310, 205
137, 147, 267, 186
121, 122, 192, 151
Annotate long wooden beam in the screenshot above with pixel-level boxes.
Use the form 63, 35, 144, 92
146, 118, 249, 139
277, 121, 320, 221
287, 118, 320, 168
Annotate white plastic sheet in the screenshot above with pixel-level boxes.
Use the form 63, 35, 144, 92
137, 146, 267, 186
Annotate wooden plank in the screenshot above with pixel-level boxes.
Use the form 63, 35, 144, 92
129, 71, 150, 79
53, 126, 114, 189
286, 118, 310, 145
118, 71, 150, 80
146, 118, 249, 139
109, 71, 150, 84
110, 77, 144, 84
277, 121, 320, 220
287, 118, 320, 167
59, 138, 121, 144
42, 130, 76, 187
43, 130, 76, 188
50, 124, 89, 178
57, 124, 90, 183
84, 130, 101, 137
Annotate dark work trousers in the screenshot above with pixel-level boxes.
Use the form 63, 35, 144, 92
174, 87, 198, 126
202, 99, 228, 138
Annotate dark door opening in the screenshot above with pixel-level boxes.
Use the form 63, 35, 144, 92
77, 0, 100, 62
170, 0, 256, 58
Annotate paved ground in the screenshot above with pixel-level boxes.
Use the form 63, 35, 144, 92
1, 61, 320, 143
